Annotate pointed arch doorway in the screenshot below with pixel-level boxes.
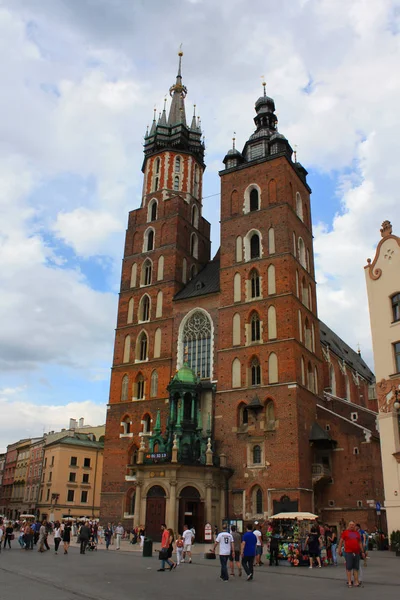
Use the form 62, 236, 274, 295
178, 486, 205, 542
145, 485, 166, 542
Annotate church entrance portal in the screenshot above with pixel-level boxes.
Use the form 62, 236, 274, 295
145, 485, 166, 542
178, 486, 204, 542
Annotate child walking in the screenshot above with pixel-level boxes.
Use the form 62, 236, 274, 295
176, 534, 184, 566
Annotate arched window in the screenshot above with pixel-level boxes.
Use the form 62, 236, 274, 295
250, 188, 259, 211
251, 357, 261, 386
250, 269, 260, 298
123, 335, 131, 363
127, 298, 134, 324
182, 310, 212, 378
311, 323, 315, 352
155, 157, 160, 174
268, 305, 277, 339
232, 358, 241, 388
298, 237, 306, 268
190, 264, 197, 280
139, 294, 151, 322
296, 270, 299, 297
153, 176, 159, 192
250, 233, 260, 259
121, 375, 129, 401
268, 353, 278, 384
156, 291, 163, 318
268, 227, 275, 254
190, 233, 198, 258
268, 264, 276, 294
307, 362, 313, 392
301, 277, 309, 307
253, 445, 262, 464
175, 156, 181, 173
145, 229, 154, 252
136, 373, 145, 399
236, 236, 243, 262
314, 367, 318, 394
234, 272, 241, 302
121, 416, 131, 435
250, 312, 261, 342
148, 199, 157, 222
191, 204, 199, 228
141, 259, 152, 286
265, 400, 275, 430
157, 255, 164, 281
256, 488, 263, 513
150, 370, 158, 397
330, 364, 336, 395
296, 192, 304, 221
301, 356, 305, 385
136, 332, 148, 362
392, 293, 400, 322
130, 263, 137, 288
232, 313, 241, 346
174, 175, 180, 191
154, 328, 161, 358
194, 164, 199, 198
304, 318, 312, 350
345, 372, 351, 401
293, 232, 297, 256
239, 404, 248, 426
142, 414, 151, 434
298, 310, 303, 342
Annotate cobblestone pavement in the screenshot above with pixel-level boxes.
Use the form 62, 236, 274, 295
0, 542, 399, 600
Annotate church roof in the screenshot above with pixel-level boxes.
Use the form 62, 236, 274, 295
319, 320, 374, 383
174, 259, 220, 300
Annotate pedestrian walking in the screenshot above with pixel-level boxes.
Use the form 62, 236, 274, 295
269, 527, 280, 566
176, 534, 184, 565
63, 521, 71, 554
24, 522, 33, 550
241, 523, 257, 581
229, 525, 242, 577
331, 528, 338, 566
115, 523, 124, 550
338, 520, 365, 588
253, 522, 263, 566
356, 524, 367, 583
104, 523, 113, 550
79, 521, 90, 555
157, 524, 176, 571
3, 523, 13, 549
305, 526, 322, 568
182, 524, 194, 563
54, 522, 62, 555
212, 523, 234, 582
38, 520, 48, 553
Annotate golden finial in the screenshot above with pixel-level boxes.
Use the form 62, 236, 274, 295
261, 76, 266, 96
178, 43, 183, 57
232, 131, 236, 150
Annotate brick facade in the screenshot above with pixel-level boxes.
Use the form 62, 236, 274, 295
101, 61, 384, 535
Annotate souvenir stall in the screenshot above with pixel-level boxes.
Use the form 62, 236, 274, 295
266, 512, 318, 566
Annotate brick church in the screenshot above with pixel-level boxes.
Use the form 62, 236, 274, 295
100, 54, 385, 540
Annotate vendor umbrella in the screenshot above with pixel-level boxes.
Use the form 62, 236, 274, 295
270, 512, 318, 520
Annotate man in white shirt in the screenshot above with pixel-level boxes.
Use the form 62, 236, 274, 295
115, 523, 124, 550
182, 524, 194, 563
253, 522, 263, 566
212, 524, 234, 581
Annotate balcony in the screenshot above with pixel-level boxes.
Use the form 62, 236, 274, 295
125, 466, 137, 482
312, 463, 332, 484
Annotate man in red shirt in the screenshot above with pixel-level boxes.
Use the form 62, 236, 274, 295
157, 524, 176, 572
337, 521, 365, 587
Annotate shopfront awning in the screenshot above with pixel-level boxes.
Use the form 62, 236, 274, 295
270, 512, 318, 520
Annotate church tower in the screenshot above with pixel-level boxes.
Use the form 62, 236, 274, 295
216, 83, 323, 517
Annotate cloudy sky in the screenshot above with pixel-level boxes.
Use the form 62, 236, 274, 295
0, 0, 399, 452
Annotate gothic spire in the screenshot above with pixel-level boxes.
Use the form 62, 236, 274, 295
168, 50, 187, 126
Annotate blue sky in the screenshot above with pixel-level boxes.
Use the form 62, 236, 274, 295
1, 0, 400, 451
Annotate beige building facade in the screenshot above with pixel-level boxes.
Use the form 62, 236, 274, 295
37, 434, 104, 522
365, 220, 400, 534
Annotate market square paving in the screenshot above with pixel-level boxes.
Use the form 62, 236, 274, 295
0, 542, 399, 600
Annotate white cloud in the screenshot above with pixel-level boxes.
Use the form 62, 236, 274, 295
0, 393, 106, 452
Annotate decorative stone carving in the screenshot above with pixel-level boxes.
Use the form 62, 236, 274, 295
381, 220, 393, 237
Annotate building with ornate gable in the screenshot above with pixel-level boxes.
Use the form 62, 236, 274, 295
100, 54, 384, 540
365, 220, 400, 535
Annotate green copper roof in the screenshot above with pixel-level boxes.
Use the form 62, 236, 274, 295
172, 362, 197, 385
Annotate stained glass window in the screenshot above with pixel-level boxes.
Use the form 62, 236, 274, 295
182, 311, 212, 379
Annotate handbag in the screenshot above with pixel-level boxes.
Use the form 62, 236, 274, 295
158, 549, 168, 560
